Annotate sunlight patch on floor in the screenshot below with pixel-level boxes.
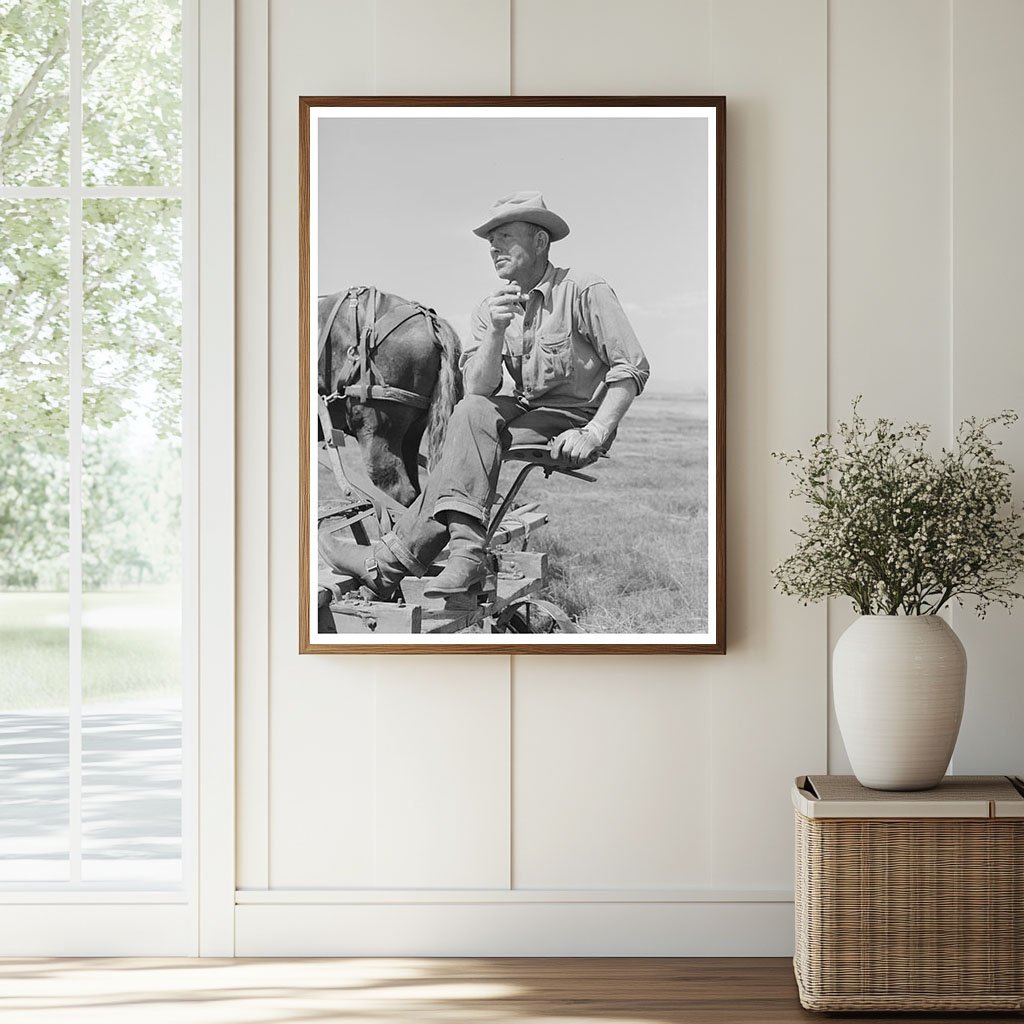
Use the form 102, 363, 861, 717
0, 957, 680, 1024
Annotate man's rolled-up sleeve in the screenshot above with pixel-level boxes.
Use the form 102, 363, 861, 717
459, 300, 503, 397
578, 281, 650, 395
459, 301, 488, 375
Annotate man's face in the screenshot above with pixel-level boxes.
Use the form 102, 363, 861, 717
487, 221, 545, 283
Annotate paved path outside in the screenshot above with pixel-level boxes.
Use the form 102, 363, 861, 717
0, 704, 181, 880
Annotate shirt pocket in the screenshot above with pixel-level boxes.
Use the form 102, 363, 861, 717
531, 330, 575, 390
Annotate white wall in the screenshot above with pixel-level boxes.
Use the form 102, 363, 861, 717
234, 0, 1024, 955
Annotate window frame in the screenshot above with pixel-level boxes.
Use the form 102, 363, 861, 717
0, 0, 235, 955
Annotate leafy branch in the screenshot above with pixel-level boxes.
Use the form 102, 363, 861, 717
0, 24, 67, 181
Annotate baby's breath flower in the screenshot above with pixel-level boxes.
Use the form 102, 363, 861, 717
772, 399, 1024, 616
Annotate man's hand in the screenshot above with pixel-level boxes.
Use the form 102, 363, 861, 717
484, 284, 524, 330
549, 427, 603, 469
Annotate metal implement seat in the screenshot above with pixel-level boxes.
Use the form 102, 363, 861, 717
486, 443, 604, 543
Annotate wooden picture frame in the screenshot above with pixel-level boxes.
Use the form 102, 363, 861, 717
300, 96, 725, 654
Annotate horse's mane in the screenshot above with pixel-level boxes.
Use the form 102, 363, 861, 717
425, 315, 463, 469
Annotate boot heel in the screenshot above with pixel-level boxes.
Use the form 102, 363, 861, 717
465, 572, 498, 603
440, 575, 497, 612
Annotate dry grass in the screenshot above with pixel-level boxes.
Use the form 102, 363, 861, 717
498, 393, 709, 635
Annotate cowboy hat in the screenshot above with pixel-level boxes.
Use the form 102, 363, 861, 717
472, 191, 570, 242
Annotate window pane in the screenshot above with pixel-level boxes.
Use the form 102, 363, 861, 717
82, 0, 181, 186
0, 199, 70, 881
81, 681, 181, 883
0, 0, 70, 186
81, 198, 181, 883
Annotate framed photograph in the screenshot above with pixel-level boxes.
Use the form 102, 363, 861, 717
300, 96, 725, 654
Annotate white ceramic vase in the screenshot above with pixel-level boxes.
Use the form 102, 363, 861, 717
833, 615, 967, 791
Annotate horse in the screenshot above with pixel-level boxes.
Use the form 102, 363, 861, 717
317, 285, 462, 507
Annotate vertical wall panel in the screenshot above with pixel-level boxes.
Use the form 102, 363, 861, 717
950, 0, 1024, 777
260, 0, 516, 891
828, 0, 951, 424
827, 0, 952, 773
366, 1, 516, 890
375, 0, 510, 94
513, 0, 711, 94
270, 675, 378, 887
514, 657, 713, 889
708, 0, 828, 889
266, 0, 378, 887
509, 0, 718, 892
375, 665, 510, 887
236, 0, 270, 892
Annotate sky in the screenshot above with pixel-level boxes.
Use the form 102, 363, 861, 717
316, 110, 710, 394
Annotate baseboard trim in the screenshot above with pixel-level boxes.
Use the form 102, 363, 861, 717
0, 904, 196, 956
236, 887, 792, 904
235, 900, 795, 956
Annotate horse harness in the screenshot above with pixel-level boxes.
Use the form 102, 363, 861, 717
316, 287, 444, 533
318, 285, 444, 414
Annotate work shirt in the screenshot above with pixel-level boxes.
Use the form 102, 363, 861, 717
465, 263, 650, 415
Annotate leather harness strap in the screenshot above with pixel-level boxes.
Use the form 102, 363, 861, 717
357, 286, 373, 408
345, 290, 435, 409
315, 286, 442, 525
317, 293, 347, 361
317, 292, 347, 404
317, 393, 406, 526
316, 393, 376, 517
320, 286, 439, 412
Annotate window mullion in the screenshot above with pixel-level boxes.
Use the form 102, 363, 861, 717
0, 187, 184, 200
68, 0, 84, 886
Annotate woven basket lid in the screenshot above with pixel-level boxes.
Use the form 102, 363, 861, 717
793, 774, 1024, 819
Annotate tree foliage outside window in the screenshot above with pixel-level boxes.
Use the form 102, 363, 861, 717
0, 199, 70, 588
82, 0, 181, 186
1, 0, 182, 591
0, 0, 69, 186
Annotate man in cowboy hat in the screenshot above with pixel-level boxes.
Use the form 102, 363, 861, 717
320, 190, 650, 600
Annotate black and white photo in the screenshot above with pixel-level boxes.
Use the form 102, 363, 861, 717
300, 98, 725, 653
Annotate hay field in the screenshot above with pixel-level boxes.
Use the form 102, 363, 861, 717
503, 392, 709, 634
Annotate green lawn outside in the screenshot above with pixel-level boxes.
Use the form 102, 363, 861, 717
0, 589, 181, 710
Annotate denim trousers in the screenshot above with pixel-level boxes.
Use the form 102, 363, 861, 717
379, 393, 589, 576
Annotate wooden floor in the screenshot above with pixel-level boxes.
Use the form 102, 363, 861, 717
0, 957, 1020, 1023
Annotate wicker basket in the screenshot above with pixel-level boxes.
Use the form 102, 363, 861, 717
793, 775, 1024, 1012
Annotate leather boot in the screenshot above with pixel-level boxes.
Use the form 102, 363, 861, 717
318, 527, 406, 600
423, 512, 494, 598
